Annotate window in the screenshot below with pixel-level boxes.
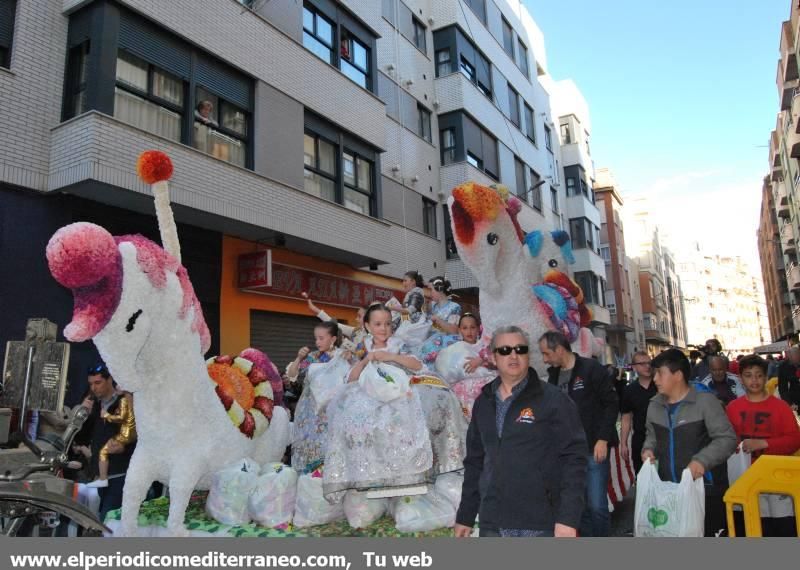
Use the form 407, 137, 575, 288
569, 217, 599, 251
517, 39, 529, 77
501, 17, 514, 57
524, 103, 535, 142
441, 128, 456, 165
114, 50, 184, 143
544, 125, 553, 152
303, 5, 334, 64
580, 178, 589, 199
529, 168, 542, 211
423, 198, 437, 237
193, 86, 248, 168
435, 26, 491, 99
560, 122, 572, 144
600, 246, 611, 263
466, 152, 481, 170
574, 272, 601, 305
436, 49, 452, 76
550, 186, 559, 213
342, 150, 373, 215
412, 16, 427, 54
566, 177, 577, 197
304, 131, 337, 203
507, 85, 520, 127
459, 56, 475, 83
0, 0, 16, 68
464, 0, 487, 24
418, 104, 432, 143
64, 42, 90, 120
340, 30, 370, 90
514, 157, 526, 198
585, 131, 591, 155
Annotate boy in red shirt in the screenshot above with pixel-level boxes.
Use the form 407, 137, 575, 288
726, 354, 800, 536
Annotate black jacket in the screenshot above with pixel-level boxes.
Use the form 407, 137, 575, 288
547, 355, 619, 450
456, 368, 588, 531
777, 360, 800, 407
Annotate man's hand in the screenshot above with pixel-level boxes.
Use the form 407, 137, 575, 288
105, 440, 124, 455
72, 444, 91, 458
741, 439, 768, 453
81, 397, 94, 411
619, 441, 629, 460
453, 523, 473, 538
687, 460, 705, 480
641, 449, 656, 464
554, 523, 577, 537
593, 440, 608, 463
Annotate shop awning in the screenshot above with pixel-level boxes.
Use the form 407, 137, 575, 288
753, 340, 791, 354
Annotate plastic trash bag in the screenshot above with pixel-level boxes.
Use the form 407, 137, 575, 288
293, 470, 345, 528
433, 473, 464, 510
393, 319, 432, 350
205, 458, 260, 526
726, 446, 751, 486
343, 490, 388, 528
359, 362, 411, 403
248, 463, 298, 528
306, 355, 350, 412
434, 342, 492, 386
634, 460, 704, 537
391, 487, 456, 533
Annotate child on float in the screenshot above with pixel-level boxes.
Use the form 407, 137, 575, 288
434, 313, 495, 420
286, 321, 349, 474
302, 291, 367, 346
417, 276, 462, 365
388, 272, 431, 350
323, 303, 466, 501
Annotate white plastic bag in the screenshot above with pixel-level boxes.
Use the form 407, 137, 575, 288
343, 490, 388, 528
634, 460, 705, 537
205, 458, 260, 526
293, 473, 345, 528
392, 487, 456, 533
394, 319, 432, 349
248, 463, 299, 527
726, 447, 751, 486
306, 355, 350, 412
433, 473, 463, 509
359, 362, 411, 403
434, 342, 491, 386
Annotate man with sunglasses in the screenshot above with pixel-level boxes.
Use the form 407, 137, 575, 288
455, 326, 587, 538
539, 331, 619, 537
620, 351, 657, 474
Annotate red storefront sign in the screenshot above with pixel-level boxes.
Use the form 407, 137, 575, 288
238, 252, 402, 309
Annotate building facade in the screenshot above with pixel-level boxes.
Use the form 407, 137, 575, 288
595, 168, 638, 362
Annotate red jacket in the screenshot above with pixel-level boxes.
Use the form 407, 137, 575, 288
725, 395, 800, 458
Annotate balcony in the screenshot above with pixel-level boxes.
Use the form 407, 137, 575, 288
787, 263, 800, 290
783, 234, 797, 254
778, 58, 799, 111
778, 199, 791, 218
771, 130, 781, 167
781, 20, 797, 77
48, 112, 394, 267
587, 303, 611, 327
777, 182, 789, 206
772, 160, 785, 182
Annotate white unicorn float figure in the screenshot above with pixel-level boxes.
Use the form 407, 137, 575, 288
447, 182, 602, 375
46, 151, 290, 536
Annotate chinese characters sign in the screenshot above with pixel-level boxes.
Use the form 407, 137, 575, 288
238, 252, 402, 309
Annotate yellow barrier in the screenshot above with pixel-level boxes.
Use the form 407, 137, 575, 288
723, 455, 800, 536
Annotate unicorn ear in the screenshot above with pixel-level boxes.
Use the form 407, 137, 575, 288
524, 231, 544, 257
551, 230, 576, 264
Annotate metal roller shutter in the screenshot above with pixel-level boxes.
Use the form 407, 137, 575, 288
118, 12, 191, 79
195, 56, 251, 110
0, 0, 16, 51
249, 310, 320, 374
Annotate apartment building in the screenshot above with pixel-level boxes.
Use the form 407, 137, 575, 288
551, 80, 610, 343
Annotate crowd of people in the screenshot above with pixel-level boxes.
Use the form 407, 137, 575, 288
7, 274, 800, 538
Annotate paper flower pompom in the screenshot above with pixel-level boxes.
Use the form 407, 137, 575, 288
137, 150, 174, 184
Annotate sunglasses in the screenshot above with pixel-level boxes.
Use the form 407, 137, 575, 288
493, 345, 529, 356
632, 361, 652, 366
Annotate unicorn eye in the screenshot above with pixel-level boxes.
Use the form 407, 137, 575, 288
487, 233, 498, 246
126, 309, 143, 332
548, 259, 558, 268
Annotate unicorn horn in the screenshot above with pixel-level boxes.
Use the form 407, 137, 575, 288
137, 150, 181, 263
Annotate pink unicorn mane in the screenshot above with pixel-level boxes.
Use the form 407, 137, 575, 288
47, 223, 211, 353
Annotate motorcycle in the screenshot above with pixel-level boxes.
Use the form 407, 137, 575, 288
0, 406, 109, 536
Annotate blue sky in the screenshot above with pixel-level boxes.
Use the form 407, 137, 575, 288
525, 0, 788, 267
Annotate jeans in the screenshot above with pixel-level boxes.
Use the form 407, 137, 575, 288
479, 527, 554, 537
579, 454, 610, 537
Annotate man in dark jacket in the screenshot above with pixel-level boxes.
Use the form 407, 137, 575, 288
540, 331, 619, 537
642, 349, 737, 536
454, 326, 587, 538
777, 346, 800, 412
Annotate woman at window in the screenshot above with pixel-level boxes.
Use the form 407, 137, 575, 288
194, 100, 218, 127
323, 303, 466, 501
